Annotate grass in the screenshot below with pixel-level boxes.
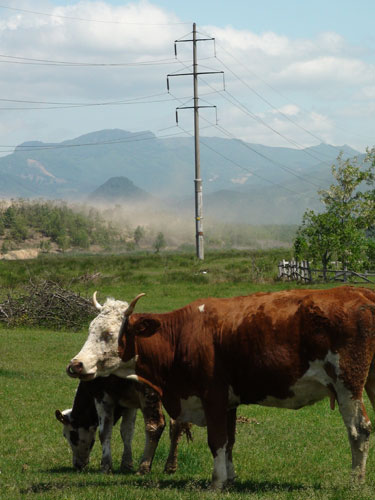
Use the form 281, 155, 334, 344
1, 250, 375, 499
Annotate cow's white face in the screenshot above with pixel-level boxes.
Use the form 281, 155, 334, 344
56, 409, 97, 470
67, 298, 129, 380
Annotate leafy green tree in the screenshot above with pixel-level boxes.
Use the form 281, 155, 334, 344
153, 232, 166, 254
295, 149, 375, 271
56, 235, 70, 252
71, 229, 90, 249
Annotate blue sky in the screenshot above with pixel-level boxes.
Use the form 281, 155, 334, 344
0, 1, 374, 153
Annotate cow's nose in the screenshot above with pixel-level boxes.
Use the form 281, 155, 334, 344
66, 361, 83, 378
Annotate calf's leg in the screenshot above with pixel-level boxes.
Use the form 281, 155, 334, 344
95, 396, 115, 473
119, 408, 137, 472
137, 385, 166, 474
164, 419, 192, 474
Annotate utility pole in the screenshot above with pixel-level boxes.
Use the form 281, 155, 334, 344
192, 23, 203, 260
167, 23, 224, 260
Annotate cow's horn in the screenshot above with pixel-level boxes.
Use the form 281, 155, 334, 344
124, 293, 146, 318
92, 291, 103, 311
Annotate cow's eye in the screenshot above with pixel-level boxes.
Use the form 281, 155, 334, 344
102, 331, 112, 340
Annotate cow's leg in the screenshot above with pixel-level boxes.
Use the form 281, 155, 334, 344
137, 385, 166, 475
119, 407, 137, 473
164, 420, 192, 474
204, 392, 229, 490
95, 396, 115, 473
226, 408, 237, 483
337, 391, 372, 482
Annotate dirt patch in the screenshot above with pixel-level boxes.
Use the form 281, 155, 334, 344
1, 248, 40, 260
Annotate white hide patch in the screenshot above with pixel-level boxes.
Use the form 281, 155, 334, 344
198, 304, 205, 313
212, 444, 228, 490
115, 355, 139, 379
70, 298, 130, 378
178, 396, 206, 427
260, 351, 340, 409
178, 386, 240, 427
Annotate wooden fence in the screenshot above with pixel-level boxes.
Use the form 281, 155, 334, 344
278, 260, 375, 284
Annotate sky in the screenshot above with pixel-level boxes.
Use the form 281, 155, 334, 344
0, 0, 374, 155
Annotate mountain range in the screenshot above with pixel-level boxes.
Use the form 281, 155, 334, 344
0, 128, 362, 224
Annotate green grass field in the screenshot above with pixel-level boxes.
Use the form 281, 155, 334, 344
2, 251, 375, 499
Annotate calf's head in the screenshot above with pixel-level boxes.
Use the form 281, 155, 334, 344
55, 409, 97, 470
67, 292, 130, 380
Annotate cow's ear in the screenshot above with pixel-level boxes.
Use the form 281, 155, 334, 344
55, 409, 70, 425
133, 318, 161, 337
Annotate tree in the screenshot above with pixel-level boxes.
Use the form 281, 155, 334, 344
134, 226, 145, 247
153, 232, 166, 254
295, 149, 375, 271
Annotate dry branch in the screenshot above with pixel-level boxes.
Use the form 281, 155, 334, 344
0, 279, 97, 331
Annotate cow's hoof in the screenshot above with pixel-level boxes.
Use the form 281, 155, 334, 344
164, 465, 177, 474
137, 465, 151, 475
101, 465, 112, 474
120, 462, 134, 474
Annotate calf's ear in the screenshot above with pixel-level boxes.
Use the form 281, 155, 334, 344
134, 318, 161, 337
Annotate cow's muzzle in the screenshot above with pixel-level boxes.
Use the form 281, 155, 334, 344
66, 361, 83, 378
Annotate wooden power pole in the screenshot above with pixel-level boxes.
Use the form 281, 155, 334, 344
167, 23, 223, 260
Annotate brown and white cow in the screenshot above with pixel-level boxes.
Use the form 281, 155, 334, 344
68, 286, 375, 489
56, 375, 191, 474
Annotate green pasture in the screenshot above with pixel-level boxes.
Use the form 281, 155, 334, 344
1, 251, 375, 499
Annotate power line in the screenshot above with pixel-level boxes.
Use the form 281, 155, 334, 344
221, 87, 333, 167
0, 89, 221, 111
169, 84, 318, 193
177, 56, 332, 173
0, 91, 168, 106
0, 96, 180, 111
0, 125, 215, 153
173, 56, 325, 188
216, 56, 334, 152
211, 35, 374, 144
0, 53, 214, 67
0, 4, 191, 25
200, 115, 323, 190
178, 123, 298, 195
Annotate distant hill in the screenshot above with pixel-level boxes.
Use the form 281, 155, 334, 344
0, 128, 364, 224
88, 176, 150, 204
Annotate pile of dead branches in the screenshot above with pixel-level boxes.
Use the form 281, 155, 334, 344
0, 279, 97, 331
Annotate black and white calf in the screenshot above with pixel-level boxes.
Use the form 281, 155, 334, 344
56, 375, 191, 473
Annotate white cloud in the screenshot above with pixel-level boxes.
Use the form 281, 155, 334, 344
230, 173, 252, 185
0, 1, 373, 152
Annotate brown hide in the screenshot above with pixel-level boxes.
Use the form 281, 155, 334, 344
120, 286, 375, 417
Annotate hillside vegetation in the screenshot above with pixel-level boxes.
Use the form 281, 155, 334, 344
0, 199, 297, 256
0, 200, 121, 255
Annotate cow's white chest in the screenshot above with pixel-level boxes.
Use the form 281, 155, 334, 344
259, 352, 339, 409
